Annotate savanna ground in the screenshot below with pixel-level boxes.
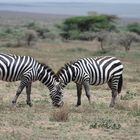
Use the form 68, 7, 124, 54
0, 11, 140, 140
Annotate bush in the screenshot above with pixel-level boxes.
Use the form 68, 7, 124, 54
24, 30, 37, 46
117, 31, 140, 51
90, 118, 121, 129
129, 104, 140, 117
24, 22, 50, 39
57, 14, 118, 40
127, 22, 140, 35
95, 30, 110, 51
0, 27, 24, 41
44, 32, 57, 40
121, 90, 137, 100
78, 32, 95, 40
69, 30, 80, 40
36, 28, 50, 39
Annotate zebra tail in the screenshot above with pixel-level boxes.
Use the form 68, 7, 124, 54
118, 74, 123, 94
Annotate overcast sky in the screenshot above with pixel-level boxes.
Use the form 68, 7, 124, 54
0, 0, 140, 3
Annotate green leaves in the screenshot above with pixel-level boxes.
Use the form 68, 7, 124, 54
56, 14, 117, 40
127, 22, 140, 35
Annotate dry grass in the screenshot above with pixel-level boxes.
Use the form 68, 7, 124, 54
50, 104, 70, 122
0, 12, 140, 140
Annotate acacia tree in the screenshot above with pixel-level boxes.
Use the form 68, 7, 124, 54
57, 14, 118, 40
24, 30, 37, 46
95, 30, 109, 52
118, 32, 140, 51
127, 22, 140, 35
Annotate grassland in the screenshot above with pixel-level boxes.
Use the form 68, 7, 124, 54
0, 11, 140, 140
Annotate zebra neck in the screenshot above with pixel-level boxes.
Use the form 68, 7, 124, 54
59, 66, 73, 87
38, 64, 56, 89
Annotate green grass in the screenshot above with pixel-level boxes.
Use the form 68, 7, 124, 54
0, 12, 140, 140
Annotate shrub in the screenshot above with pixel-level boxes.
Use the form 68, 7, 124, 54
129, 104, 140, 117
120, 90, 137, 100
95, 30, 110, 52
127, 22, 140, 35
24, 22, 50, 39
78, 32, 96, 40
44, 32, 57, 40
24, 30, 37, 46
57, 14, 118, 40
0, 27, 24, 41
25, 21, 37, 29
117, 31, 140, 51
90, 118, 121, 129
36, 28, 50, 39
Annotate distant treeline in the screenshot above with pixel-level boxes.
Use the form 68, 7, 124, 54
0, 14, 140, 52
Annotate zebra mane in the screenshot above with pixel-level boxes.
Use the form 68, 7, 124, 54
69, 59, 78, 65
40, 63, 59, 81
57, 58, 82, 76
40, 63, 54, 73
56, 63, 71, 75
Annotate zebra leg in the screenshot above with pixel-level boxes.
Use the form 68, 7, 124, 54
76, 83, 82, 107
83, 82, 91, 104
12, 84, 25, 107
109, 77, 119, 107
107, 80, 111, 89
26, 82, 32, 107
110, 90, 118, 107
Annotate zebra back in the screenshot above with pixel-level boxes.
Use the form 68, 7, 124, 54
0, 53, 40, 81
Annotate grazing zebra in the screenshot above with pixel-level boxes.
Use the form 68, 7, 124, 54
0, 53, 63, 107
57, 56, 123, 107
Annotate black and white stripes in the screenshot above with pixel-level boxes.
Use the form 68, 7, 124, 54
0, 53, 63, 107
57, 56, 123, 107
0, 53, 124, 107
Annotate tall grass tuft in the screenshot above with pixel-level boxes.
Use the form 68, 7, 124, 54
129, 103, 140, 117
50, 105, 70, 122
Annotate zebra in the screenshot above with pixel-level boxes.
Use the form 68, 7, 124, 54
0, 53, 63, 107
56, 56, 123, 107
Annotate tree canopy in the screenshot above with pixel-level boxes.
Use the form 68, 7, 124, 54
57, 14, 118, 40
127, 22, 140, 35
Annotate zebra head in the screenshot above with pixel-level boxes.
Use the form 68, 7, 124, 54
50, 80, 64, 107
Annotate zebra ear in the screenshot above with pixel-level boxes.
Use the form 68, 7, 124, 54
59, 79, 65, 88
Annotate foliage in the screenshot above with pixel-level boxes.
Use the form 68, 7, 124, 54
121, 90, 137, 100
0, 27, 24, 40
127, 22, 140, 35
24, 21, 50, 39
90, 118, 121, 129
0, 27, 27, 47
78, 32, 96, 40
130, 105, 140, 117
24, 29, 37, 46
117, 31, 140, 51
95, 30, 110, 52
57, 14, 118, 40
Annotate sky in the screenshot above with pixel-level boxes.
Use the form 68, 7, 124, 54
0, 0, 140, 3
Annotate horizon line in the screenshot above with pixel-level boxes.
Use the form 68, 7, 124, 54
0, 1, 140, 4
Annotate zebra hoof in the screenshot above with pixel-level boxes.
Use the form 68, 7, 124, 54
26, 101, 33, 107
75, 103, 81, 107
28, 103, 33, 107
109, 103, 114, 108
11, 101, 17, 109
